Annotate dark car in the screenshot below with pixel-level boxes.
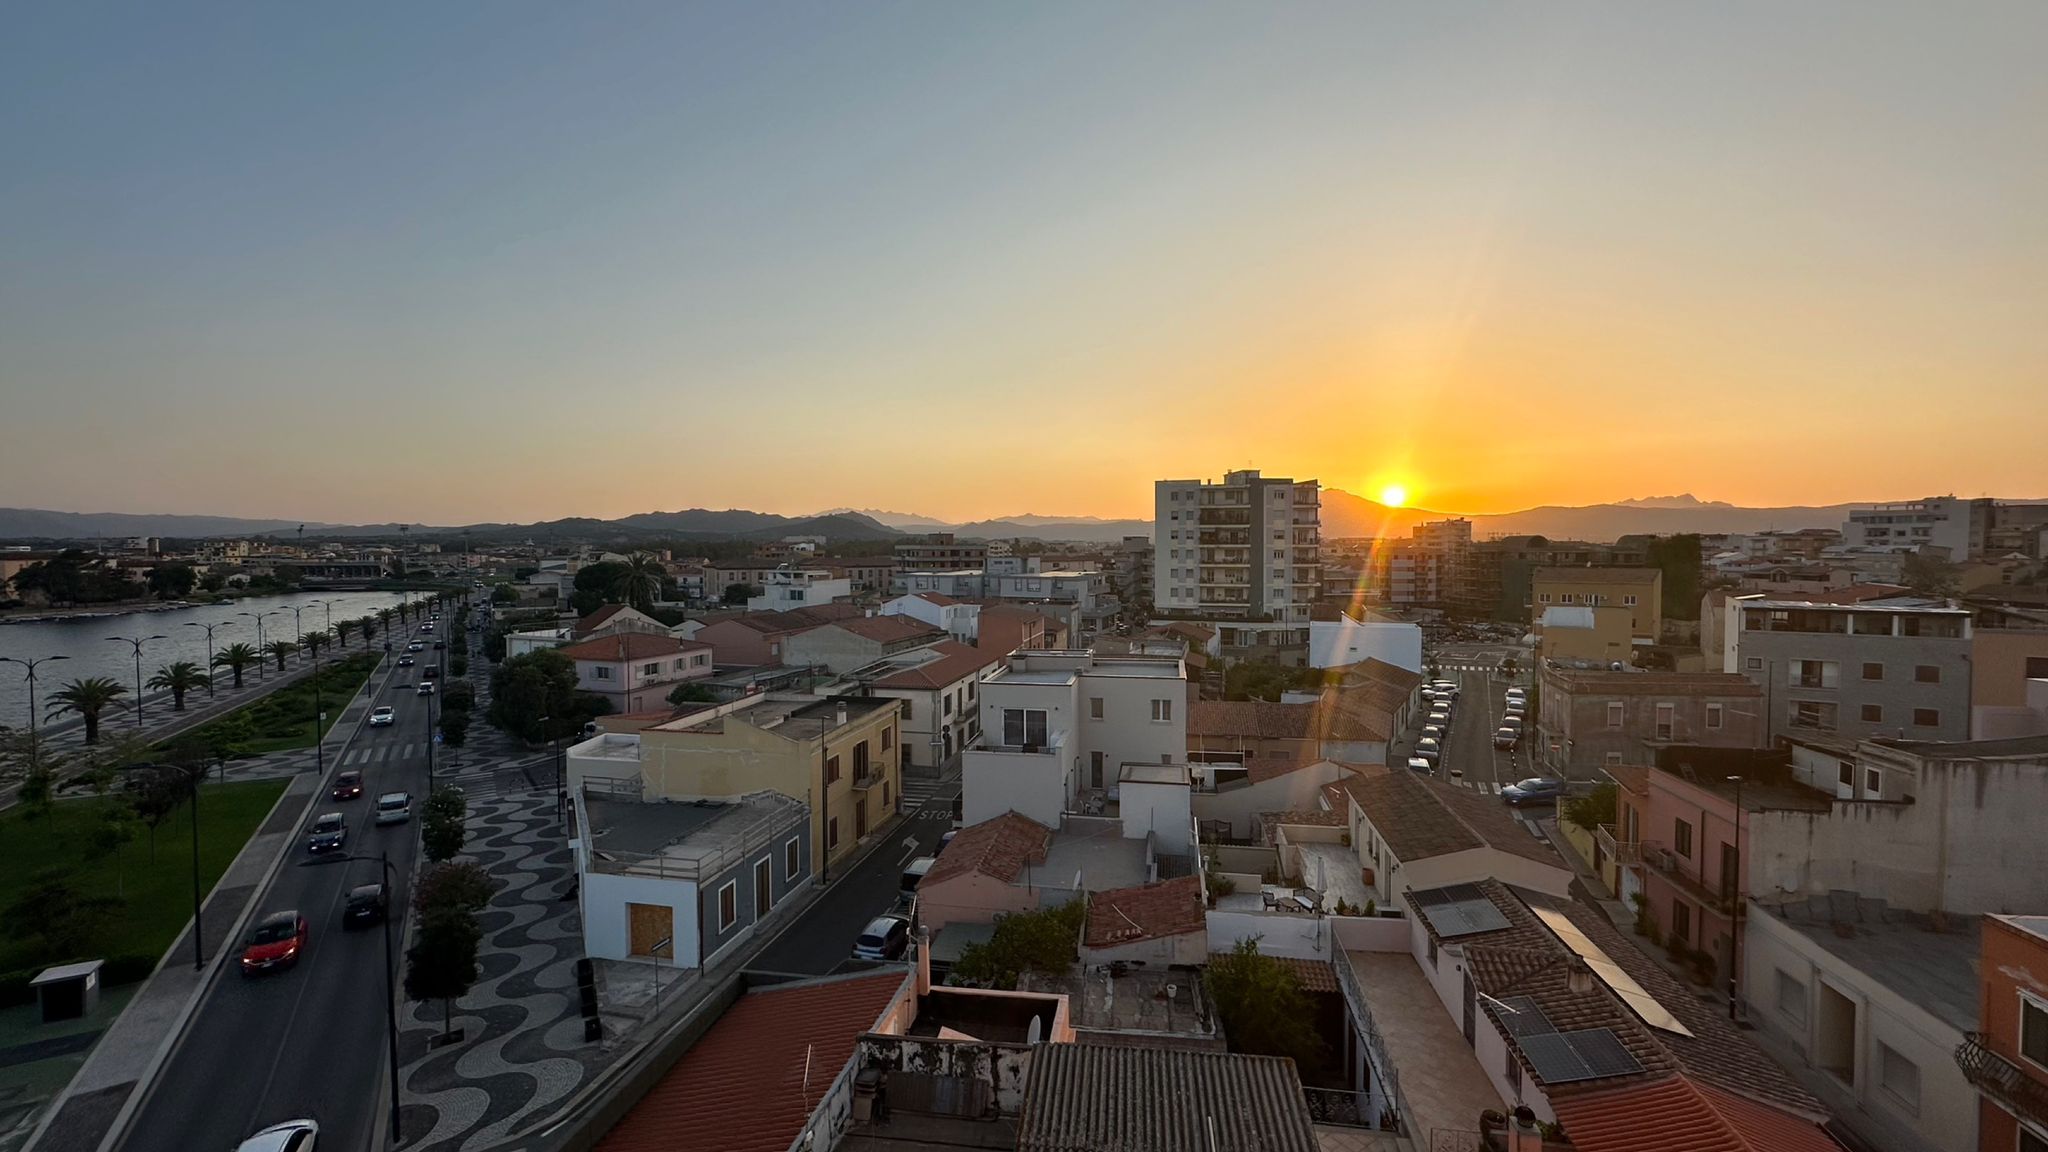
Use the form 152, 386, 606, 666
306, 812, 347, 854
421, 666, 440, 680
241, 911, 307, 975
397, 655, 415, 668
852, 914, 911, 961
343, 884, 388, 929
1501, 777, 1566, 807
330, 771, 363, 801
432, 641, 444, 650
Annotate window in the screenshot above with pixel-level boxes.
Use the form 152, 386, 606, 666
1914, 665, 1941, 684
1605, 752, 1625, 766
1674, 818, 1693, 859
826, 755, 841, 784
1705, 703, 1724, 731
1090, 696, 1104, 720
1776, 969, 1807, 1024
1862, 662, 1884, 681
853, 741, 869, 778
1860, 704, 1883, 723
784, 836, 801, 880
942, 694, 953, 716
1745, 657, 1763, 671
1538, 593, 1552, 604
1623, 594, 1638, 607
1839, 762, 1854, 787
1789, 659, 1839, 689
967, 681, 976, 702
1002, 708, 1048, 747
1864, 767, 1882, 797
1607, 701, 1625, 729
2021, 1130, 2048, 1152
1672, 899, 1692, 942
881, 726, 893, 751
1790, 700, 1837, 731
827, 817, 839, 849
1655, 703, 1675, 741
1912, 708, 1940, 728
641, 662, 661, 677
718, 880, 738, 931
1560, 593, 1576, 605
2023, 993, 2048, 1069
1151, 699, 1173, 722
2027, 656, 2048, 680
1878, 1042, 1920, 1113
593, 666, 613, 680
1506, 1049, 1521, 1094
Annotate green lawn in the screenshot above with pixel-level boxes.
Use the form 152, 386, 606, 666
169, 652, 380, 757
0, 779, 289, 982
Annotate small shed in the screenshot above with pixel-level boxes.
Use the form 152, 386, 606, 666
31, 960, 105, 1023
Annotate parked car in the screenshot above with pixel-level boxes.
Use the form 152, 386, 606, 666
330, 771, 363, 800
1492, 727, 1520, 750
852, 914, 911, 961
1502, 777, 1566, 807
1500, 715, 1524, 733
374, 792, 413, 825
1421, 724, 1444, 743
901, 856, 937, 900
368, 706, 396, 728
1505, 687, 1526, 702
240, 911, 308, 976
1414, 737, 1441, 764
234, 1120, 319, 1152
343, 884, 388, 929
306, 813, 347, 854
1406, 756, 1433, 774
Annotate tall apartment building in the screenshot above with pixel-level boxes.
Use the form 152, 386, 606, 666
1153, 469, 1319, 622
894, 532, 988, 569
1721, 594, 1973, 743
1843, 496, 1994, 559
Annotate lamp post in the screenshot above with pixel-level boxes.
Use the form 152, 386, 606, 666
108, 634, 167, 726
1727, 774, 1744, 1022
301, 852, 403, 1143
237, 610, 281, 679
0, 654, 69, 777
540, 714, 565, 819
183, 620, 232, 698
425, 679, 437, 786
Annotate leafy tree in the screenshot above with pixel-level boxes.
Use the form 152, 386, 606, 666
1206, 937, 1326, 1077
125, 763, 190, 862
950, 899, 1086, 989
439, 709, 470, 748
212, 643, 259, 689
482, 627, 507, 663
1224, 659, 1316, 702
3, 869, 123, 960
1902, 551, 1961, 598
147, 661, 206, 711
47, 676, 128, 744
264, 639, 299, 672
89, 804, 141, 896
146, 563, 197, 600
405, 904, 480, 1040
721, 582, 762, 605
422, 786, 469, 861
198, 569, 228, 593
358, 616, 379, 645
416, 859, 495, 915
488, 650, 605, 742
667, 683, 717, 707
9, 550, 133, 605
441, 681, 476, 713
617, 553, 666, 612
379, 607, 397, 633
396, 599, 411, 623
16, 760, 56, 822
450, 654, 469, 678
300, 631, 330, 661
1562, 782, 1617, 833
491, 584, 520, 605
335, 617, 357, 648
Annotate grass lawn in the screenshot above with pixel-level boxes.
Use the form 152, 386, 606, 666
169, 652, 380, 757
0, 779, 289, 980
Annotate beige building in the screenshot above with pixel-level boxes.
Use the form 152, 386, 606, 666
1530, 566, 1663, 642
566, 694, 903, 874
1970, 627, 2048, 738
1534, 603, 1637, 665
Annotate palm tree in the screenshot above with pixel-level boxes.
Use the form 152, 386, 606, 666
335, 618, 357, 648
147, 662, 206, 712
379, 607, 397, 633
301, 631, 330, 661
615, 553, 666, 612
264, 639, 299, 672
358, 616, 379, 645
395, 599, 410, 624
47, 677, 128, 744
213, 642, 259, 689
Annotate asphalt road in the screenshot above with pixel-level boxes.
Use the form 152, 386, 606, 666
121, 624, 451, 1152
749, 775, 963, 976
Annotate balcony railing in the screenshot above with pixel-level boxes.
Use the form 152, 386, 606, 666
1596, 824, 1639, 866
1638, 839, 1738, 915
851, 771, 881, 791
1301, 1087, 1371, 1129
1957, 1033, 2048, 1129
1334, 955, 1404, 1135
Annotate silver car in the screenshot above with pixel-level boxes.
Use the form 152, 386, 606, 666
374, 792, 413, 826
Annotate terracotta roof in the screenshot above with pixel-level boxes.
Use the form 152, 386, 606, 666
828, 615, 944, 644
1158, 621, 1216, 644
923, 811, 1053, 887
898, 591, 960, 606
1209, 952, 1340, 994
1084, 876, 1205, 948
1604, 764, 1651, 794
1189, 700, 1316, 740
1313, 687, 1395, 743
1341, 771, 1564, 870
1551, 1076, 1845, 1152
1261, 808, 1346, 829
866, 640, 1001, 690
716, 605, 858, 635
574, 603, 631, 632
557, 632, 706, 662
594, 972, 906, 1152
1018, 1045, 1317, 1152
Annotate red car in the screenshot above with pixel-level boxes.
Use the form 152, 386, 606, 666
330, 771, 364, 801
241, 911, 307, 976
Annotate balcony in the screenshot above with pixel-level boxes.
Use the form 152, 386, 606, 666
1956, 1033, 2048, 1130
851, 770, 882, 791
1596, 825, 1640, 866
1638, 839, 1739, 917
1200, 508, 1252, 526
1301, 1087, 1372, 1129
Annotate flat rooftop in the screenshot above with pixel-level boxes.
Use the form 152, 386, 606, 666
1343, 950, 1504, 1137
658, 693, 897, 739
1998, 915, 2048, 945
990, 668, 1079, 686
583, 791, 805, 875
1020, 966, 1216, 1043
1119, 762, 1189, 787
1035, 818, 1149, 892
1758, 895, 1981, 1032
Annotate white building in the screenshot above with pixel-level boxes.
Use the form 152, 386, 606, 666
748, 568, 852, 613
1153, 469, 1320, 623
828, 640, 1003, 772
1843, 496, 1993, 560
880, 592, 981, 643
961, 650, 1188, 827
1309, 610, 1423, 672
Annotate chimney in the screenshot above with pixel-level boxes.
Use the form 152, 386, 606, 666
836, 702, 849, 728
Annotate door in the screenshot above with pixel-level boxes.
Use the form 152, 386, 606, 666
627, 902, 673, 960
855, 796, 867, 839
755, 859, 773, 917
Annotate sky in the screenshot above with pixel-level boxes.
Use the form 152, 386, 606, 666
3, 2, 2045, 525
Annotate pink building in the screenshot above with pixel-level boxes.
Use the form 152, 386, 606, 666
558, 632, 714, 714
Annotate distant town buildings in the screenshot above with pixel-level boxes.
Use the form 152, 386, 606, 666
1153, 469, 1320, 623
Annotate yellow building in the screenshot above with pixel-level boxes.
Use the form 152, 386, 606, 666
569, 694, 904, 874
1530, 566, 1664, 643
1535, 603, 1638, 665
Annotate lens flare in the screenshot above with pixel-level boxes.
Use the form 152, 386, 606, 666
1379, 485, 1408, 508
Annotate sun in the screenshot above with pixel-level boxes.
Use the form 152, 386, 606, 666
1378, 484, 1408, 508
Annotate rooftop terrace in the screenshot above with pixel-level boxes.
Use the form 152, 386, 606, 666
1757, 894, 1981, 1032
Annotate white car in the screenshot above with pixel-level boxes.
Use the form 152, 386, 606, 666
235, 1120, 318, 1152
368, 706, 396, 727
374, 792, 413, 825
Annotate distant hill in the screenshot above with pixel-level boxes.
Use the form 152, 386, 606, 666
0, 506, 900, 546
947, 517, 1153, 544
1319, 489, 1857, 540
0, 508, 329, 540
815, 507, 953, 530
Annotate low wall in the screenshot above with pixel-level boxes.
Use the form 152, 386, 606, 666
1332, 915, 1409, 953
1208, 844, 1278, 875
1207, 911, 1334, 960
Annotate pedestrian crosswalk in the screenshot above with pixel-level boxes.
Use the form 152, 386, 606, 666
898, 773, 948, 808
342, 742, 426, 765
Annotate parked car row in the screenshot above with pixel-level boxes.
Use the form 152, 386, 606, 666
1492, 684, 1528, 749
1409, 678, 1462, 773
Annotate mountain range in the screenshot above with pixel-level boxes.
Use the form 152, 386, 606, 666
0, 493, 1924, 547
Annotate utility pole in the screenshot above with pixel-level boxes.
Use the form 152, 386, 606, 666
108, 634, 167, 726
0, 654, 69, 777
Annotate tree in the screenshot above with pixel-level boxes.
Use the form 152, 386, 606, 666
3, 869, 123, 960
379, 607, 397, 633
146, 563, 197, 600
1562, 781, 1617, 833
482, 627, 507, 663
416, 859, 495, 914
405, 904, 480, 1040
721, 582, 761, 605
1224, 659, 1316, 702
617, 553, 666, 613
358, 616, 379, 645
950, 898, 1086, 989
491, 583, 520, 605
1902, 550, 1961, 598
422, 786, 468, 862
439, 709, 470, 748
264, 639, 299, 672
335, 617, 357, 648
488, 650, 585, 742
667, 683, 716, 707
47, 677, 128, 744
441, 680, 476, 713
125, 763, 190, 862
300, 631, 330, 661
1206, 937, 1325, 1076
395, 599, 410, 624
147, 661, 207, 711
212, 643, 259, 689
1500, 655, 1520, 681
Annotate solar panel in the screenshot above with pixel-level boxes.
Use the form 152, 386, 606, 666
1519, 1028, 1643, 1085
1492, 995, 1554, 1037
1411, 884, 1512, 937
1530, 907, 1695, 1038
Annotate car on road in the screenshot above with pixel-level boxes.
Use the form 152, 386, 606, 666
233, 1119, 319, 1152
330, 771, 363, 800
1414, 737, 1441, 764
852, 914, 911, 961
422, 666, 440, 680
306, 813, 347, 854
1421, 724, 1444, 744
1500, 715, 1524, 735
240, 911, 307, 976
1493, 726, 1520, 749
374, 791, 413, 825
397, 655, 414, 667
1505, 687, 1526, 703
433, 641, 444, 650
1406, 756, 1433, 774
416, 682, 435, 696
901, 856, 937, 900
369, 705, 396, 727
419, 622, 434, 633
343, 884, 388, 929
406, 642, 425, 652
1501, 777, 1566, 806
938, 829, 959, 853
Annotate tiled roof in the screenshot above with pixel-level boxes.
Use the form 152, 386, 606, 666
1604, 764, 1651, 794
1084, 876, 1205, 948
1017, 1045, 1318, 1152
594, 972, 906, 1152
923, 811, 1053, 887
718, 605, 859, 635
1314, 687, 1395, 743
1533, 566, 1663, 584
1188, 700, 1316, 740
1550, 1076, 1846, 1152
574, 603, 631, 632
899, 591, 960, 605
866, 640, 1002, 690
829, 615, 944, 644
557, 632, 706, 662
1207, 953, 1340, 994
1341, 771, 1564, 869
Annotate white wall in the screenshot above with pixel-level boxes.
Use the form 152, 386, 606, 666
1078, 665, 1187, 796
1206, 911, 1336, 960
1310, 617, 1424, 672
1407, 914, 1546, 1123
1118, 780, 1192, 855
580, 870, 701, 967
962, 748, 1068, 827
1190, 762, 1350, 838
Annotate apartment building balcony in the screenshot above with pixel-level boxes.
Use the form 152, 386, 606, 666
1956, 1033, 2048, 1131
1200, 572, 1250, 586
1201, 548, 1251, 565
1638, 839, 1739, 917
1200, 591, 1251, 605
1199, 529, 1250, 546
1596, 825, 1640, 866
1200, 508, 1252, 526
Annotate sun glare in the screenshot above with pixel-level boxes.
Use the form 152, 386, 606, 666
1379, 484, 1408, 508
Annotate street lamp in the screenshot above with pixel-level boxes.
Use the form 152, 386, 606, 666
1727, 774, 1744, 1022
108, 635, 168, 726
183, 620, 232, 698
540, 714, 565, 818
237, 610, 282, 679
0, 655, 69, 776
300, 852, 403, 1143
